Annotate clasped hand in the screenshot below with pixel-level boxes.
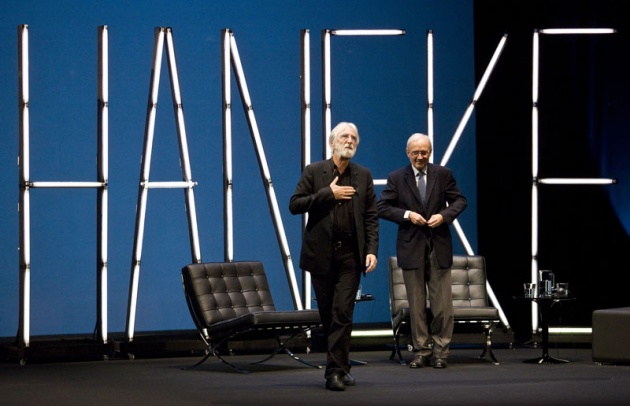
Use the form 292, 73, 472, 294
410, 212, 443, 228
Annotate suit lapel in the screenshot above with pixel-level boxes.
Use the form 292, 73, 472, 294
405, 165, 422, 204
351, 164, 360, 192
322, 159, 334, 185
323, 160, 335, 224
425, 164, 434, 204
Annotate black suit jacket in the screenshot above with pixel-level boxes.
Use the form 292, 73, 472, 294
289, 159, 379, 275
377, 163, 467, 270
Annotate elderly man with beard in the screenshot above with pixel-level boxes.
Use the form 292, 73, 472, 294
289, 122, 379, 391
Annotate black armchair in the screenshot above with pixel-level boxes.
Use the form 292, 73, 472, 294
181, 261, 322, 373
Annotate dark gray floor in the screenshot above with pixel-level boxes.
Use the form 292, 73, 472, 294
2, 344, 630, 406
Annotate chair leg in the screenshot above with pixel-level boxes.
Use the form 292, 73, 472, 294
250, 331, 321, 369
390, 328, 406, 365
282, 346, 322, 369
388, 334, 397, 360
478, 323, 500, 365
185, 330, 321, 373
249, 340, 285, 365
185, 336, 252, 374
211, 347, 252, 373
189, 347, 214, 368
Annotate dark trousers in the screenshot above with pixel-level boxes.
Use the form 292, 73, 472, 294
311, 242, 361, 379
402, 247, 453, 359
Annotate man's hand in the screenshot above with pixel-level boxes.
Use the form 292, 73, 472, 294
409, 212, 444, 228
409, 211, 427, 226
365, 254, 377, 273
330, 176, 356, 200
426, 214, 444, 228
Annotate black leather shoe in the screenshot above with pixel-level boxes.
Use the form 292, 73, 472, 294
433, 358, 447, 369
325, 374, 345, 391
341, 373, 356, 386
409, 355, 429, 368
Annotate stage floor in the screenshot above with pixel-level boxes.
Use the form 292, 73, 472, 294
2, 344, 630, 405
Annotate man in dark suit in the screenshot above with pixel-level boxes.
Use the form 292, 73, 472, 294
290, 122, 379, 391
377, 133, 467, 369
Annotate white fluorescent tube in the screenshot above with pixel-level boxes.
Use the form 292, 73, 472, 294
331, 29, 405, 36
540, 28, 615, 35
538, 178, 617, 185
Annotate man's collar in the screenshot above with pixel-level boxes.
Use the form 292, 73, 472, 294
332, 157, 351, 173
412, 165, 427, 176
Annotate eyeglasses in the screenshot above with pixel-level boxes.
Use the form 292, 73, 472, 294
409, 150, 430, 157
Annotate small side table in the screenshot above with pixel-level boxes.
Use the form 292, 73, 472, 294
514, 295, 576, 364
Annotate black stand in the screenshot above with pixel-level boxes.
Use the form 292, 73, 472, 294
516, 295, 575, 364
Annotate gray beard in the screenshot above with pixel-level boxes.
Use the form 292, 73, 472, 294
336, 146, 356, 159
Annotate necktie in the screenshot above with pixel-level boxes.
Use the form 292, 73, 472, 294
418, 171, 427, 205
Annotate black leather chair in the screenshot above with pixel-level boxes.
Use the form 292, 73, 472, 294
181, 261, 322, 373
388, 255, 500, 365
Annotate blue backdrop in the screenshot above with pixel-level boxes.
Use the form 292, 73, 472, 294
0, 1, 477, 338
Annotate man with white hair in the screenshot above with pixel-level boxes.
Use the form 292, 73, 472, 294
290, 122, 379, 391
378, 133, 467, 369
